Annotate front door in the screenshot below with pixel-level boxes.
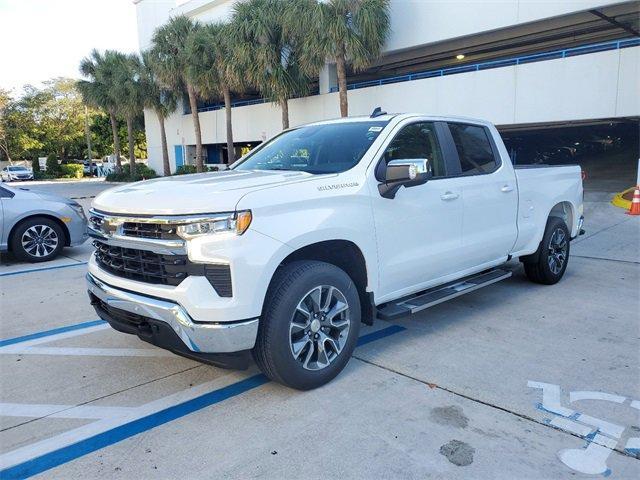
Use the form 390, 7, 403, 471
369, 120, 466, 302
174, 145, 184, 170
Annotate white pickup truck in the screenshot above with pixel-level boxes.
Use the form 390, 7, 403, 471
87, 112, 584, 389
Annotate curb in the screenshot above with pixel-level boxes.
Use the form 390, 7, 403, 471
611, 187, 635, 210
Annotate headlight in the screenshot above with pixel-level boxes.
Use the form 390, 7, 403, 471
176, 210, 252, 239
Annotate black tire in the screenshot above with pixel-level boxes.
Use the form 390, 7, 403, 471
523, 216, 570, 285
253, 260, 361, 390
10, 217, 65, 263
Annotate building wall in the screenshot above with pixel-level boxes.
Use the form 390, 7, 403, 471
144, 46, 639, 173
134, 0, 638, 174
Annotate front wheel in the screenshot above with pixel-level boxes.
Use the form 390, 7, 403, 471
253, 261, 361, 390
523, 216, 570, 285
10, 217, 65, 262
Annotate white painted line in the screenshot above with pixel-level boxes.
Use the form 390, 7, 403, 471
0, 371, 245, 471
0, 403, 135, 420
558, 434, 617, 475
570, 391, 626, 404
549, 417, 594, 437
527, 381, 576, 417
626, 437, 640, 450
574, 414, 625, 439
1, 347, 173, 357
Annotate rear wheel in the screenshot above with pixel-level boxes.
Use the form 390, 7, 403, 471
10, 217, 65, 262
523, 216, 570, 285
253, 261, 361, 390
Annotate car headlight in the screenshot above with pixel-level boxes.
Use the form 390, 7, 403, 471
176, 211, 252, 239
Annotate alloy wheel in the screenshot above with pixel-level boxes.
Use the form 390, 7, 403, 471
547, 227, 568, 275
21, 225, 59, 258
289, 285, 351, 371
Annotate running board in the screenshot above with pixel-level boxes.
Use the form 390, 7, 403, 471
377, 269, 512, 321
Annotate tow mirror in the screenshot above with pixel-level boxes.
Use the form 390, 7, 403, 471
378, 158, 433, 199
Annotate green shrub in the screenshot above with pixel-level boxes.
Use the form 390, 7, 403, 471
174, 165, 198, 175
58, 164, 84, 179
34, 171, 55, 180
106, 163, 157, 182
45, 155, 59, 175
31, 158, 40, 173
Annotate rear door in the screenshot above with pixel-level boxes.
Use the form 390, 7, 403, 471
444, 122, 518, 269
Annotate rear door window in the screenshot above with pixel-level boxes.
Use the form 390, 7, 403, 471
448, 123, 499, 175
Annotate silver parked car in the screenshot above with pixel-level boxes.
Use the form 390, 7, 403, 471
1, 165, 34, 182
0, 185, 88, 262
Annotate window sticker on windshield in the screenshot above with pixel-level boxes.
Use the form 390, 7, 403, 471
368, 126, 383, 132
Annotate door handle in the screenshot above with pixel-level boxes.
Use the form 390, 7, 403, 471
440, 192, 459, 201
501, 185, 514, 193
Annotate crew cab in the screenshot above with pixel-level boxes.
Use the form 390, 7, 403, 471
86, 113, 584, 390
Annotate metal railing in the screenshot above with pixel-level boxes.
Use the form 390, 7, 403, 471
191, 37, 639, 113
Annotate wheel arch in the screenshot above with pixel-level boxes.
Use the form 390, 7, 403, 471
265, 239, 375, 325
7, 214, 71, 251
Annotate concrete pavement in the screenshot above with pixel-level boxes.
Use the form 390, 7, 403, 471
0, 182, 638, 479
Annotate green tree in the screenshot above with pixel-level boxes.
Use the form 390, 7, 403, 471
0, 88, 14, 162
188, 22, 245, 163
138, 50, 177, 175
112, 52, 145, 176
231, 0, 314, 130
303, 0, 390, 117
0, 80, 87, 161
151, 15, 206, 172
78, 49, 124, 172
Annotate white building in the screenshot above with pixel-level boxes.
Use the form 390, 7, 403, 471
134, 0, 639, 185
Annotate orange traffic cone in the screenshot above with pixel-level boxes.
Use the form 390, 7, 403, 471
627, 186, 640, 215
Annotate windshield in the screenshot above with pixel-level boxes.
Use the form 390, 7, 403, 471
233, 121, 388, 174
8, 166, 29, 171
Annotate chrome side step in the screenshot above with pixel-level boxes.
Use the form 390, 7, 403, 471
377, 268, 512, 321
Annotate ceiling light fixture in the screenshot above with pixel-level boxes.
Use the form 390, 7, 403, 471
456, 54, 465, 60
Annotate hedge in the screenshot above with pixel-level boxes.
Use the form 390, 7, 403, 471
58, 164, 84, 179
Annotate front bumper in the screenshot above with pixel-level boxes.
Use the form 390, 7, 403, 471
87, 272, 259, 360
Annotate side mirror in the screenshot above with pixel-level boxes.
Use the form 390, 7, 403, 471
378, 158, 433, 199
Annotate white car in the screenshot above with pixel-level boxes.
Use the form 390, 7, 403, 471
86, 112, 584, 390
1, 166, 34, 182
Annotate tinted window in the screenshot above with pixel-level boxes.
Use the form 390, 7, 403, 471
0, 186, 14, 198
383, 122, 445, 177
448, 123, 498, 174
234, 121, 387, 174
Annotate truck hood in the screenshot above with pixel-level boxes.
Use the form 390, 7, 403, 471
92, 169, 317, 215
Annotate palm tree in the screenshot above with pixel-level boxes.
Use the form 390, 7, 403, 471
151, 15, 206, 172
78, 49, 124, 172
188, 22, 244, 163
231, 0, 314, 130
303, 0, 391, 117
138, 50, 177, 176
109, 53, 145, 176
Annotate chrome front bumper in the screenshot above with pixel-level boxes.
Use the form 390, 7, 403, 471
86, 273, 258, 353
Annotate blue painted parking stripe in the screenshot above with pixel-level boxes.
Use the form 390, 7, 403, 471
0, 324, 405, 479
0, 262, 87, 277
0, 320, 106, 348
357, 324, 406, 346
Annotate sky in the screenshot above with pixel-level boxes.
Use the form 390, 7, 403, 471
0, 0, 141, 95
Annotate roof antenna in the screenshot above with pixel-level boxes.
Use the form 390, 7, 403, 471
370, 106, 386, 118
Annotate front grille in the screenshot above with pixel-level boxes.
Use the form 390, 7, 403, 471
121, 222, 180, 240
92, 241, 233, 296
93, 241, 190, 286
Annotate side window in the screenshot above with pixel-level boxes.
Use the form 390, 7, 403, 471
448, 123, 498, 175
383, 122, 446, 177
0, 186, 13, 198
